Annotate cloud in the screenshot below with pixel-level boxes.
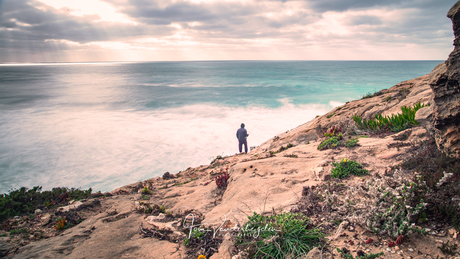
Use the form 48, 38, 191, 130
344, 15, 382, 26
0, 0, 455, 62
306, 0, 452, 13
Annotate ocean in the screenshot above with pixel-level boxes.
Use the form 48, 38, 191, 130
0, 60, 441, 194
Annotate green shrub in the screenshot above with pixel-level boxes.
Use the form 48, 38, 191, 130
438, 241, 459, 256
270, 143, 294, 155
367, 184, 427, 238
210, 155, 224, 165
10, 228, 28, 235
184, 229, 206, 246
0, 186, 92, 222
345, 138, 359, 147
362, 90, 382, 99
397, 139, 460, 230
337, 248, 384, 259
353, 102, 428, 133
324, 125, 342, 138
331, 159, 369, 179
141, 187, 153, 195
236, 212, 324, 258
318, 136, 340, 150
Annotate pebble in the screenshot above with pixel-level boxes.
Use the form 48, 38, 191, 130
386, 248, 392, 252
408, 248, 414, 252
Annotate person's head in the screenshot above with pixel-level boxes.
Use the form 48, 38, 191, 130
241, 123, 245, 128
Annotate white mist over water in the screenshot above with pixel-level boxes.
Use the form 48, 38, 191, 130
0, 102, 330, 193
0, 61, 441, 194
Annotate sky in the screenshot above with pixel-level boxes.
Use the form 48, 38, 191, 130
0, 0, 457, 62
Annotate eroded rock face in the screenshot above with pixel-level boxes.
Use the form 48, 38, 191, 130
429, 1, 460, 159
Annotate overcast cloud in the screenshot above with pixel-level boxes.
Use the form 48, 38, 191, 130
0, 0, 456, 62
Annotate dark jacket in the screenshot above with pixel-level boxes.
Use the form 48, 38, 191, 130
236, 128, 248, 142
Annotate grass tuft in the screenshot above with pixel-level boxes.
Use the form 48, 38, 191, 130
236, 212, 324, 258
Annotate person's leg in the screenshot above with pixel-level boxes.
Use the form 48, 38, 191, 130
243, 140, 248, 153
239, 141, 243, 153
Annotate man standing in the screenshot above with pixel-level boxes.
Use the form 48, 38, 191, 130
236, 123, 249, 153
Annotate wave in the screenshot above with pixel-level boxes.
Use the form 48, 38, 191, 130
0, 102, 330, 193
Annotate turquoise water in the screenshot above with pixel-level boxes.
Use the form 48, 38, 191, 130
0, 61, 441, 193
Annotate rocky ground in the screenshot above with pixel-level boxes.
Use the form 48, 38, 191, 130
1, 65, 459, 258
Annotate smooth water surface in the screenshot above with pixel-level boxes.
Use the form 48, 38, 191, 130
0, 61, 441, 193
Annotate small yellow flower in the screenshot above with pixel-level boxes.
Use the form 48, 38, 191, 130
197, 255, 206, 259
342, 158, 349, 163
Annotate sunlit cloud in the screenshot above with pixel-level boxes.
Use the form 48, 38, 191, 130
36, 0, 137, 24
0, 0, 455, 62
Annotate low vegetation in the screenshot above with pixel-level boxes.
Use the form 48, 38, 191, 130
236, 212, 324, 259
353, 102, 428, 133
438, 241, 459, 256
318, 135, 342, 150
318, 126, 360, 151
361, 90, 383, 99
331, 158, 369, 179
0, 186, 92, 222
141, 187, 153, 195
397, 139, 460, 229
337, 248, 384, 259
269, 143, 294, 156
345, 138, 359, 147
215, 168, 230, 189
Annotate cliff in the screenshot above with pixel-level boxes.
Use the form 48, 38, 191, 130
429, 2, 460, 159
2, 3, 460, 259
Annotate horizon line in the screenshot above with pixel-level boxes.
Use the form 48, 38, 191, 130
0, 59, 445, 65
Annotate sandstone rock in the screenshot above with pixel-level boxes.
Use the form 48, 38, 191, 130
304, 247, 321, 258
40, 213, 52, 227
146, 213, 166, 222
56, 201, 84, 212
56, 199, 101, 213
429, 2, 460, 159
0, 241, 17, 257
209, 235, 233, 259
415, 105, 434, 136
106, 208, 118, 216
